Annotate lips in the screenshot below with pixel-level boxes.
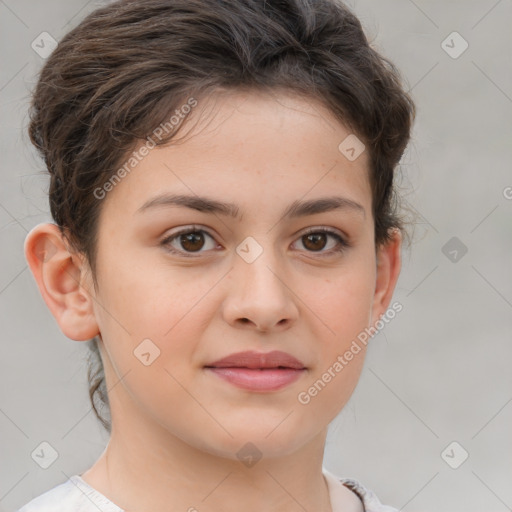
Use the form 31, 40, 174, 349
204, 350, 307, 391
206, 350, 306, 370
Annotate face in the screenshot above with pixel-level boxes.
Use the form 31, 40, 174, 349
71, 89, 399, 459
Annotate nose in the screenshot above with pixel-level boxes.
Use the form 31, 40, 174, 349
221, 246, 299, 333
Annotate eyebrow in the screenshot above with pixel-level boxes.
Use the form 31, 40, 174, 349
137, 193, 366, 219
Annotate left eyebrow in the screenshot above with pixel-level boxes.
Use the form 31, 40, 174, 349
284, 196, 366, 219
136, 194, 366, 220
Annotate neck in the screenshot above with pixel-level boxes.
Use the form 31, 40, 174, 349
83, 411, 332, 512
84, 436, 332, 512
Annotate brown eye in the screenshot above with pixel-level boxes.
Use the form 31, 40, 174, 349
302, 232, 328, 251
180, 231, 205, 252
293, 228, 349, 256
161, 227, 218, 256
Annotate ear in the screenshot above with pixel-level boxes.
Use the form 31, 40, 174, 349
370, 228, 402, 326
24, 223, 100, 341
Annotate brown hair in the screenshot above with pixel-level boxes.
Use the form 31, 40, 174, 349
28, 0, 416, 432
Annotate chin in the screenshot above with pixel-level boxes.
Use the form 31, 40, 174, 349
186, 419, 318, 462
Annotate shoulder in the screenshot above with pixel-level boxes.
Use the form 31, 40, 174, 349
16, 475, 123, 512
323, 468, 399, 512
340, 478, 400, 512
17, 477, 77, 512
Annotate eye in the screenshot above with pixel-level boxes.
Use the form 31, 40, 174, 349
160, 225, 350, 258
161, 226, 219, 256
292, 228, 349, 256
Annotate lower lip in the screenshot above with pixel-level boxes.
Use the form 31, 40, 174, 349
206, 367, 306, 391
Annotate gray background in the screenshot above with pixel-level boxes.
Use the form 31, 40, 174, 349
1, 0, 511, 511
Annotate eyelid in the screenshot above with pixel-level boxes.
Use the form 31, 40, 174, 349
160, 225, 219, 254
299, 225, 346, 239
293, 226, 350, 256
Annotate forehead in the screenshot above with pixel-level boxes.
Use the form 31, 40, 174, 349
100, 89, 372, 220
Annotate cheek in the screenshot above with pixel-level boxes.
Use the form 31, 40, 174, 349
93, 263, 221, 382
92, 272, 212, 429
304, 264, 376, 346
301, 350, 366, 411
95, 248, 213, 335
293, 265, 374, 415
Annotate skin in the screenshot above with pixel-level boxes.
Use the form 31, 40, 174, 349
25, 89, 401, 512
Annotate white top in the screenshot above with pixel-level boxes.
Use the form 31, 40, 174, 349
17, 468, 399, 512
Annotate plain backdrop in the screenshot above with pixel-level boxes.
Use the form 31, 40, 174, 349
1, 1, 511, 511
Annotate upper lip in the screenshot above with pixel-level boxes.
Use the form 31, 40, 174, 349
205, 350, 306, 369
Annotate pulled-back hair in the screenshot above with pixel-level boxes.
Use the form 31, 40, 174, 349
28, 0, 416, 432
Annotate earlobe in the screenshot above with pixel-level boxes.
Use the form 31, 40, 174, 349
371, 228, 402, 326
24, 223, 100, 341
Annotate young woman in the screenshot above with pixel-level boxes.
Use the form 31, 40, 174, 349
19, 0, 415, 510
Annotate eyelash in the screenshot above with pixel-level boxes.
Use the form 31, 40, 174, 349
160, 225, 350, 258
